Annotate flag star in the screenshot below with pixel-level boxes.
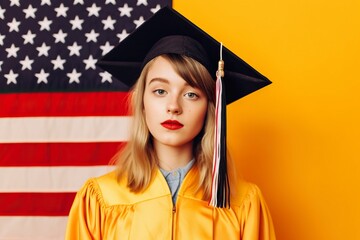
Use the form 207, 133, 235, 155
70, 15, 84, 30
67, 69, 82, 84
53, 29, 68, 43
5, 44, 20, 58
118, 3, 133, 17
35, 69, 49, 84
137, 0, 148, 6
100, 41, 113, 56
20, 56, 34, 70
38, 17, 52, 31
37, 42, 51, 57
22, 30, 36, 44
87, 3, 101, 17
73, 0, 84, 5
51, 55, 66, 70
0, 34, 5, 46
85, 29, 99, 43
8, 18, 21, 32
105, 0, 116, 5
151, 4, 162, 14
5, 70, 18, 84
67, 42, 82, 56
55, 3, 69, 17
0, 6, 5, 20
0, 61, 3, 71
41, 0, 51, 6
23, 4, 37, 19
10, 0, 20, 7
83, 55, 97, 70
117, 29, 129, 42
102, 16, 116, 30
99, 71, 113, 83
134, 16, 145, 28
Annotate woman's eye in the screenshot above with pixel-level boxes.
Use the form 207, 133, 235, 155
184, 92, 199, 99
153, 89, 167, 95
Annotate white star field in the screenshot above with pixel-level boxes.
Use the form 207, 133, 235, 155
0, 1, 167, 89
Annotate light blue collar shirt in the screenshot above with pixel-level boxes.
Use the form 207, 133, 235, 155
159, 159, 195, 204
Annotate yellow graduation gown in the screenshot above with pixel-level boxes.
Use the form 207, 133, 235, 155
65, 165, 276, 239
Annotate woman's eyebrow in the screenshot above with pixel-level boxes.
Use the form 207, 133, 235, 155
148, 78, 169, 85
147, 78, 191, 87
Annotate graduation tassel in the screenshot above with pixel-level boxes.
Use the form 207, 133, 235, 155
210, 43, 230, 208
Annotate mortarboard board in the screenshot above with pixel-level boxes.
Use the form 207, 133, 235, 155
97, 6, 271, 208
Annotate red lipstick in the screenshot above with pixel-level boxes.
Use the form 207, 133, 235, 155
161, 120, 184, 130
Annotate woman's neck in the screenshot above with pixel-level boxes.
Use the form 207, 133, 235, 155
154, 141, 193, 171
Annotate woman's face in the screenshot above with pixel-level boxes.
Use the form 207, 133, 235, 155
143, 56, 208, 149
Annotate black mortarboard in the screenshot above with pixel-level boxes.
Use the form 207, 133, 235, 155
97, 6, 271, 208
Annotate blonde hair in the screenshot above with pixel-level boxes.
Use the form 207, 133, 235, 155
113, 54, 215, 200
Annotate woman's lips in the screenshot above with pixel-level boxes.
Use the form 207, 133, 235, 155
161, 120, 184, 130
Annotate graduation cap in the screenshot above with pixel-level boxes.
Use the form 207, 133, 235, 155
97, 6, 271, 208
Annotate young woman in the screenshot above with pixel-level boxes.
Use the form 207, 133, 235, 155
66, 7, 276, 240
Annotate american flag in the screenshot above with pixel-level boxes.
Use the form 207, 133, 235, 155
0, 0, 171, 239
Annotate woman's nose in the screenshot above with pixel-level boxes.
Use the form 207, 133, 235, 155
167, 97, 182, 114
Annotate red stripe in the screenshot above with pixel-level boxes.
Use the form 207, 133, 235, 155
0, 192, 76, 216
0, 92, 130, 117
0, 142, 125, 166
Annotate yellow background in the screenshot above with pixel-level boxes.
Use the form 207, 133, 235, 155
174, 1, 360, 239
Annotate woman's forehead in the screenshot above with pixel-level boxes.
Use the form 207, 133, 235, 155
145, 55, 203, 89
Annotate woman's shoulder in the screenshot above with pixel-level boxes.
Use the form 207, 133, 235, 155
89, 170, 168, 206
230, 179, 267, 208
73, 170, 130, 208
229, 180, 276, 239
88, 170, 137, 206
95, 170, 123, 190
74, 171, 121, 207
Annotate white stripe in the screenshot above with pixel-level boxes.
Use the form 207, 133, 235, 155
0, 166, 115, 192
0, 116, 132, 143
0, 216, 67, 240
